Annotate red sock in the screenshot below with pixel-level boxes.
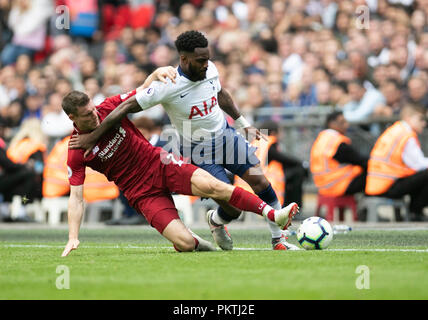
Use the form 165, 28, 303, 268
266, 211, 276, 222
193, 237, 199, 250
228, 187, 274, 218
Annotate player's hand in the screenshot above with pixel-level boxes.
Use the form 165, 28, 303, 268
61, 238, 80, 257
243, 126, 268, 142
154, 66, 177, 84
69, 134, 95, 158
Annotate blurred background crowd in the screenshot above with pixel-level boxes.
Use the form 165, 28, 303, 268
0, 0, 427, 223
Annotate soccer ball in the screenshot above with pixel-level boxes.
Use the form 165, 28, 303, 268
296, 217, 333, 250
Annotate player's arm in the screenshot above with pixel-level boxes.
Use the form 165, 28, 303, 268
69, 95, 143, 156
69, 68, 173, 155
218, 88, 267, 141
62, 185, 84, 257
137, 66, 176, 91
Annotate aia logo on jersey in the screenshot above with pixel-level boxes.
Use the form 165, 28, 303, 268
188, 96, 217, 119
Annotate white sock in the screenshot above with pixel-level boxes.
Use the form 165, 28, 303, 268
262, 204, 274, 217
211, 209, 229, 226
266, 201, 283, 239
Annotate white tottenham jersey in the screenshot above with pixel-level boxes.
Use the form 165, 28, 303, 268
136, 60, 226, 144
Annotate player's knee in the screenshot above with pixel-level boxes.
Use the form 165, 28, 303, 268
174, 234, 196, 252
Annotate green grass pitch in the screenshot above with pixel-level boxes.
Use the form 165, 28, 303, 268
1, 227, 427, 300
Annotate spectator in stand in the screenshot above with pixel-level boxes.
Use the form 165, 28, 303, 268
257, 82, 285, 123
406, 76, 428, 110
83, 77, 105, 106
373, 79, 404, 117
0, 0, 12, 52
342, 79, 386, 123
22, 92, 43, 121
316, 81, 332, 107
330, 80, 350, 108
285, 66, 318, 107
40, 92, 73, 149
0, 99, 23, 133
1, 0, 53, 66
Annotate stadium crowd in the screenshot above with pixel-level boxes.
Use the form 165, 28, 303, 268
0, 0, 427, 222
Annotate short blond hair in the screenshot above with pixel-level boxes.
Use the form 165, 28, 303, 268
400, 104, 425, 120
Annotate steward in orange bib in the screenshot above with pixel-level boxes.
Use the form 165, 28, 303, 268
7, 119, 47, 201
310, 111, 368, 197
366, 104, 428, 221
43, 136, 119, 203
0, 118, 39, 206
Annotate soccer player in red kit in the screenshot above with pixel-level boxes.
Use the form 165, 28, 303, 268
61, 69, 298, 257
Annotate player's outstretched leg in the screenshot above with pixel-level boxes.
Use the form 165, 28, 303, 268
241, 165, 297, 250
190, 168, 299, 230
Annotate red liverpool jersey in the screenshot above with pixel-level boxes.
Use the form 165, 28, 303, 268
67, 90, 170, 206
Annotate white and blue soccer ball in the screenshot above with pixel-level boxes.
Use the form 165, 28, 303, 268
296, 217, 333, 250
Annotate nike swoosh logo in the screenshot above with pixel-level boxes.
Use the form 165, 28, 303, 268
180, 93, 189, 98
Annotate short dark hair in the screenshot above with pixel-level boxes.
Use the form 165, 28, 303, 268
325, 110, 343, 128
382, 78, 402, 90
62, 91, 90, 115
347, 79, 364, 88
174, 30, 208, 53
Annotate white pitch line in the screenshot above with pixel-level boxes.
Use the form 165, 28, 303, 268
1, 244, 428, 253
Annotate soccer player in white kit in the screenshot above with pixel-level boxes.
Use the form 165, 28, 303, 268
72, 31, 299, 251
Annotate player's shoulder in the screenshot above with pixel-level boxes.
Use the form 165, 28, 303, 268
97, 96, 118, 111
208, 60, 217, 69
206, 60, 219, 78
208, 60, 218, 72
143, 73, 189, 100
148, 77, 179, 95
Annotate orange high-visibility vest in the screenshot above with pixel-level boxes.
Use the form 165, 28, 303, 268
83, 166, 119, 203
42, 137, 70, 198
234, 136, 285, 204
42, 137, 119, 202
7, 138, 46, 164
310, 129, 362, 196
366, 121, 418, 195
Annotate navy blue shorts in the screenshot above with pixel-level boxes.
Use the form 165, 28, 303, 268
181, 125, 259, 184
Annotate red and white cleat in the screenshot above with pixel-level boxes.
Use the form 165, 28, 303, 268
272, 234, 300, 251
274, 203, 299, 230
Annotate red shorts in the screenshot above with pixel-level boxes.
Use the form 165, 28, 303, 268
133, 153, 199, 234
